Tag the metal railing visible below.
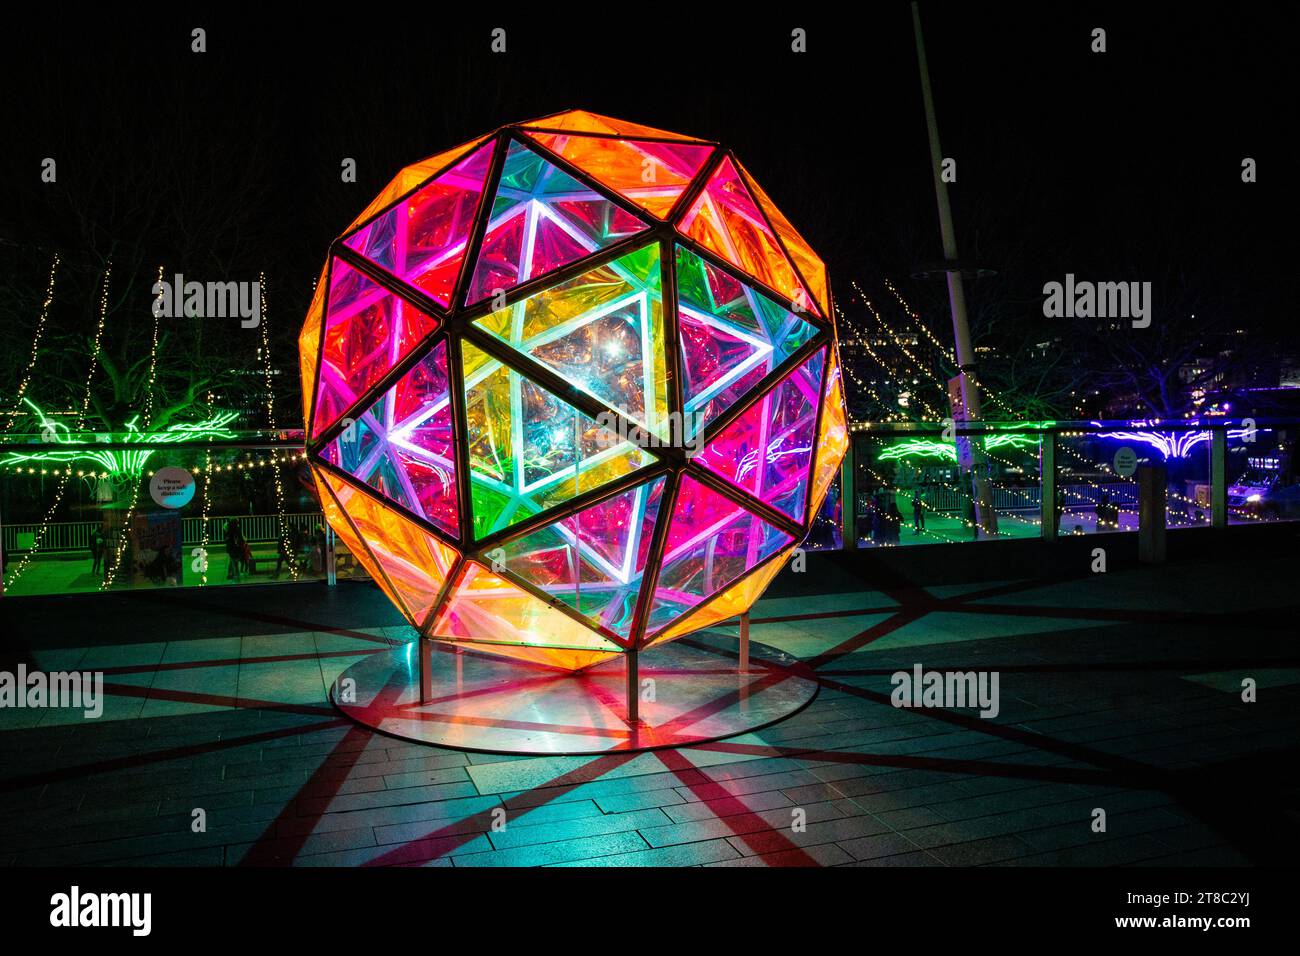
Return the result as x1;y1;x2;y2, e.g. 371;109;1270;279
2;513;323;555
2;418;1296;595
832;417;1300;548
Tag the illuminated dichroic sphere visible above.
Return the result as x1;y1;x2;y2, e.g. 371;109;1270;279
299;110;848;671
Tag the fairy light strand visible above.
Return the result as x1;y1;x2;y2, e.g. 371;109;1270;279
6;265;111;589
5;253;60;434
258;273;298;579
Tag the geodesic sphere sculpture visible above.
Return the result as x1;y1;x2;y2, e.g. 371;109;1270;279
299;110;848;670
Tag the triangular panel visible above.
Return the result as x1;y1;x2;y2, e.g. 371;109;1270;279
464;139;650;305
321;340;459;539
475;243;669;442
676;245;818;437
696;347;827;522
431;559;622;670
526;132;714;219
341;135;491;235
461;340;658;540
647;542;797;647
643;475;794;638
677;156;819;316
313;470;404;615
310;257;439;438
809;350;849;516
520;110;709;143
491;476;666;640
342;140;494;308
316;469;459;626
298;264;329;428
736;158;831;317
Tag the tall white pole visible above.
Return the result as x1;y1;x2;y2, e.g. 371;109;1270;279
911;1;998;535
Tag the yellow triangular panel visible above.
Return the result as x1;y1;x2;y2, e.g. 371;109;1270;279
430;560;622;669
314;469;409;621
646;545;797;648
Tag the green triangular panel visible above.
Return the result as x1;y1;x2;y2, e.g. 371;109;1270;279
475;243;669;442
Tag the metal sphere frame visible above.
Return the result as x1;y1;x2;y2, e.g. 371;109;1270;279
300;111;846;737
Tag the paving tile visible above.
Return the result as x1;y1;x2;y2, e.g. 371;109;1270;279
840;850;944;866
552;838;742;867
663;788;795;823
371;798;604;846
593;788;687;814
838;831;927;862
452;831;650;867
295;780;480;815
925;835;1034;866
5;557;1299;868
998;833;1174;866
488;808;673;851
709;842;853;867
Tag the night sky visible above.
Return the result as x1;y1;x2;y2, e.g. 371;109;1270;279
0;5;1291;362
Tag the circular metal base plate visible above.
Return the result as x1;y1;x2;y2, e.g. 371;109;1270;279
330;633;818;755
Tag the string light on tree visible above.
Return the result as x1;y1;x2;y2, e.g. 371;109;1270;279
257;273;298;579
5;253;59;434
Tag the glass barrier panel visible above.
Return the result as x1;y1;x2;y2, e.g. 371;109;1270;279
1;447;330;595
1226;425;1300;526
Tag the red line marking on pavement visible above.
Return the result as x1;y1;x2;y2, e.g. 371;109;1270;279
99;680;337;717
0;718;348;793
653;748;821;866
692;739;1118;785
805;608;930;670
238;665;414;866
359;751;644;867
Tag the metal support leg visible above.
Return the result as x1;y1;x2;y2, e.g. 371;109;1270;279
738;611;750;672
626;650;639;723
419;637;433;704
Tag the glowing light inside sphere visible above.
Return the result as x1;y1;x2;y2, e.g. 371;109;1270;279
299;111;847;670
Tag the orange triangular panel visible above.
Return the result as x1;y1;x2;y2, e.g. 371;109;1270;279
313;469;408;620
298;264;329;427
526;132;714;219
341;136;491;234
520;110;708;143
320;469;459;625
430;560;621;670
647;544;796;647
678;156;819;317
736;159;830;316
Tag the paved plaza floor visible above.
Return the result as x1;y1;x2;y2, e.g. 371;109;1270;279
2;541;1298;867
